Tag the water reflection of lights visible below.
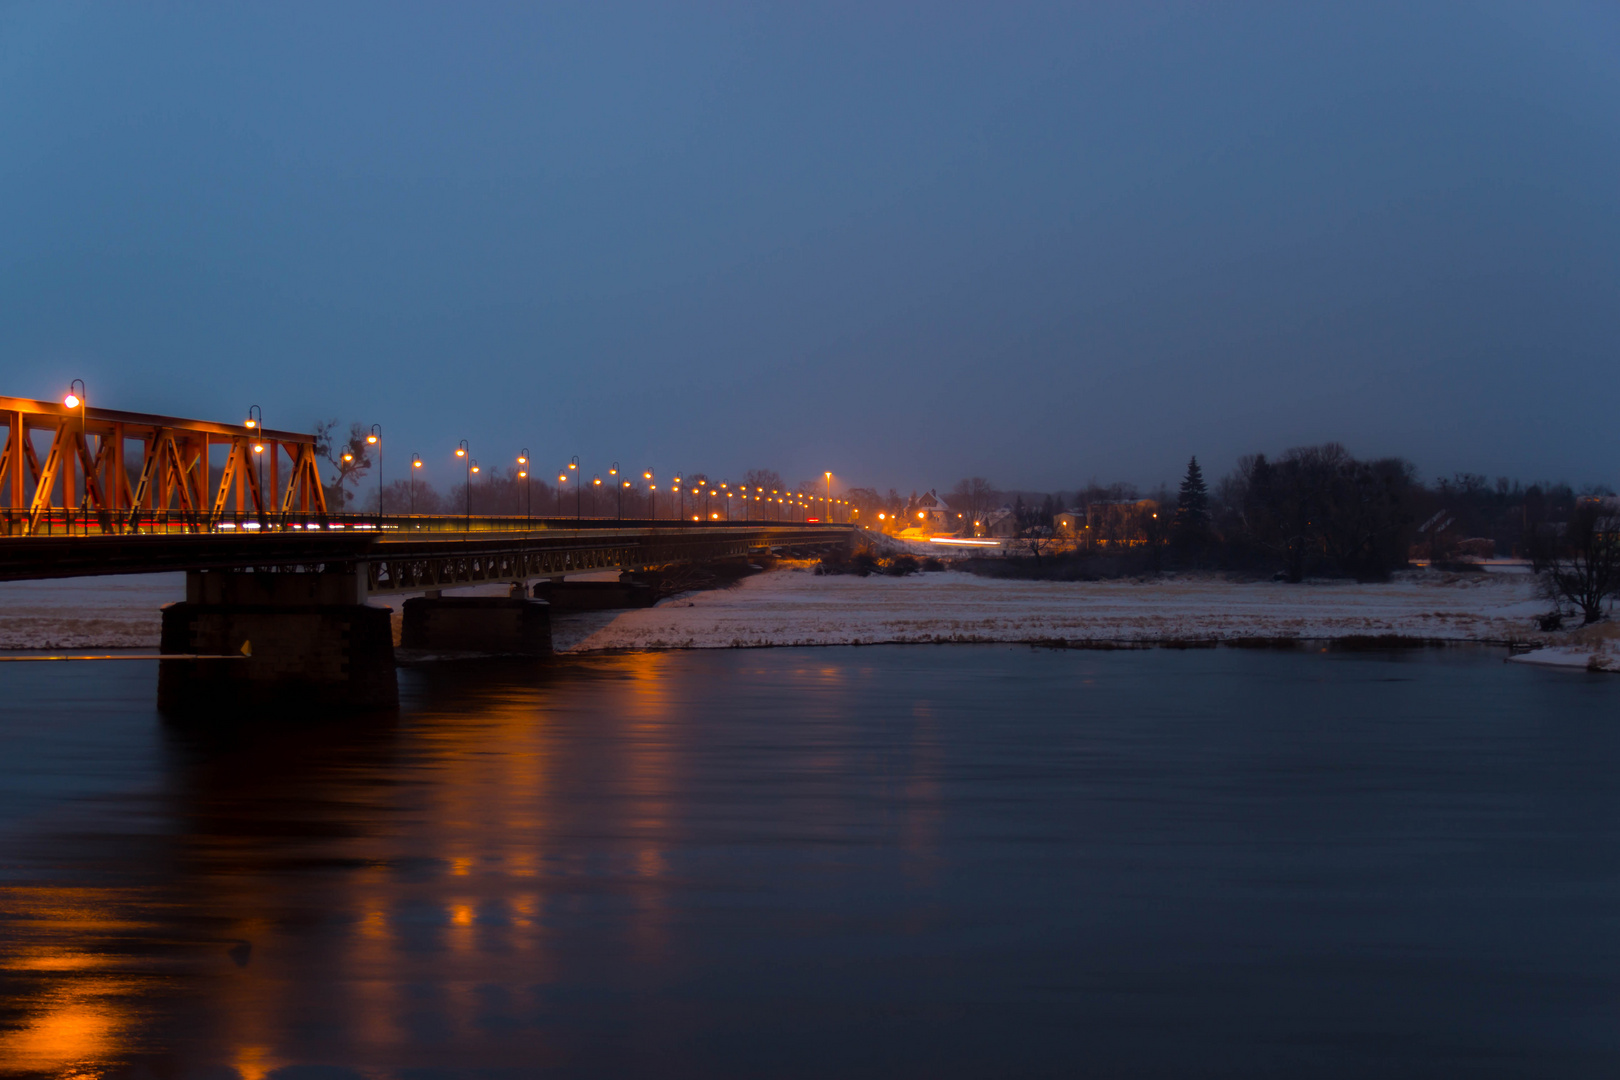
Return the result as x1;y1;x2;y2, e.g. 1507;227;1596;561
0;992;125;1076
0;887;142;1075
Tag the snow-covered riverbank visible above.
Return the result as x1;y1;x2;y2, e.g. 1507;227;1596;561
562;566;1548;651
0;565;1580;659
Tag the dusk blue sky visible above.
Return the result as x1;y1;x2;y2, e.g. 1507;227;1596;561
3;2;1617;495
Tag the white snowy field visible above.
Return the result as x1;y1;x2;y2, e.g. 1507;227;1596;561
0;573;186;648
0;565;1572;657
563;566;1550;652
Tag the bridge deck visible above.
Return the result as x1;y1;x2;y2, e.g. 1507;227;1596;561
0;516;852;593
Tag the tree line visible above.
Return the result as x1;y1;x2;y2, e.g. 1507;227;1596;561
891;445;1618;620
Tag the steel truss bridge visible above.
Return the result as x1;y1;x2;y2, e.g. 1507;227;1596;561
0;397;850;590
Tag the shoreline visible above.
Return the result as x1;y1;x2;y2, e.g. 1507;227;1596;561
1;566;1611;671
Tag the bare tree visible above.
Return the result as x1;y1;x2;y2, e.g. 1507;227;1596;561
314;420;373;509
744;469;783;491
1530;498;1620;625
947;477;998;528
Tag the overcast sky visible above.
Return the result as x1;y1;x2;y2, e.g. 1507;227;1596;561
2;2;1616;495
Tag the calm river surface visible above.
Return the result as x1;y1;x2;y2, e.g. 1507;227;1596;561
1;645;1618;1077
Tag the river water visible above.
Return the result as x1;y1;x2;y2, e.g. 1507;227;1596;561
1;645;1617;1077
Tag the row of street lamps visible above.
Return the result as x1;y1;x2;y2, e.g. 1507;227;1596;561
53;384;850;527
443;446;853;524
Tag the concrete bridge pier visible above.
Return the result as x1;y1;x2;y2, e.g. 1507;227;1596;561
532;575;654;610
399;593;552;655
158;569;397;717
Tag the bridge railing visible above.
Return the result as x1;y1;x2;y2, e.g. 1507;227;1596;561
0;508;849;538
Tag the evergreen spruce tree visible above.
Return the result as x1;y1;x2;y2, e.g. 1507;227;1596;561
1172;456;1211;548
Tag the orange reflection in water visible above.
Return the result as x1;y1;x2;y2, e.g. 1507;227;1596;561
0;886;145;1075
0;992;124;1077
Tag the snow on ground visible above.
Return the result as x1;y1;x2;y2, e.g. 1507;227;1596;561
0;566;1596;665
0;573;184;648
564;566;1549;652
1508;621;1620;672
1508;646;1619;672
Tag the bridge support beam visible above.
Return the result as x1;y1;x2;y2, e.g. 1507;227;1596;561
158;569;397;716
399;596;552;656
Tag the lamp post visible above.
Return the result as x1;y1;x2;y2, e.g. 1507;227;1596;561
557;472;567;516
366;424;381;523
644;469;654;519
569;456;579;520
340;449;355;512
410;455;423;514
673;476;682;522
592;474;601;518
243;406;264;522
64;381;86;531
456;440;471;526
825;472;832;524
609;462;620;520
517;449;530;524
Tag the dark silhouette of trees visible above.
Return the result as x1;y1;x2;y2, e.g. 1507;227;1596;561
1171;456;1211;550
1223;444;1415;581
744;469;783;491
314;420;373;509
947;477;998;529
1529;498;1620;625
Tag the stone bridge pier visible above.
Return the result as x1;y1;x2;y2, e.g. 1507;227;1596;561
158;569;397;717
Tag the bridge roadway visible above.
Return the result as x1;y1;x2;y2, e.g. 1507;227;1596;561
0;514;852;592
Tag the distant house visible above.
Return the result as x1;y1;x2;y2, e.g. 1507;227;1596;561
1054;510;1085;536
904;489;953;532
982;506;1018;537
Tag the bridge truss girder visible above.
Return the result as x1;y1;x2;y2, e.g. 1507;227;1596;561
0;397;326;536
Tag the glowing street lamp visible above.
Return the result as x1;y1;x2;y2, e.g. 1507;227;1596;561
518;448;531;523
64;380;86;526
410;454;423;514
366;424;381;521
246;405;264;518
456;440;472;525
